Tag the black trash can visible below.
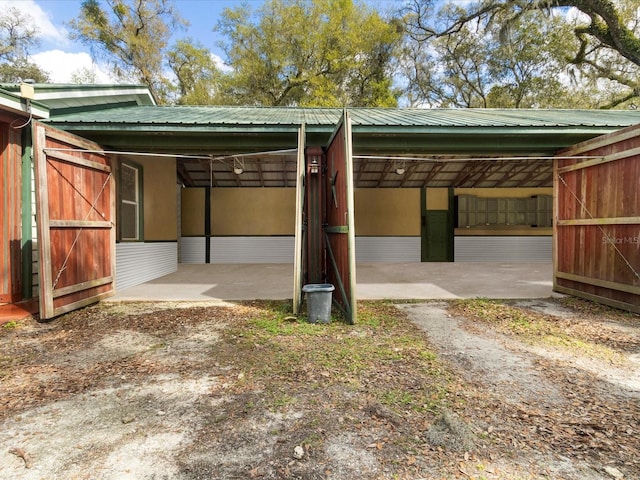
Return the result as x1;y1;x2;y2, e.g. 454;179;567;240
302;284;335;324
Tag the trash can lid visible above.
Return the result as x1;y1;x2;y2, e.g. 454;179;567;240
302;283;335;293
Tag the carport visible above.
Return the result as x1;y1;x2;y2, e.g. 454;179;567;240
10;102;638;320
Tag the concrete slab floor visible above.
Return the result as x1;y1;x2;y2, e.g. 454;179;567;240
108;262;555;302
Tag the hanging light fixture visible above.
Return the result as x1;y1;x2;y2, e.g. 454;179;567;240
233;157;244;175
394;159;405;175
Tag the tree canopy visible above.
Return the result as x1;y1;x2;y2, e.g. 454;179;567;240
401;4;600;108
167;39;221;105
69;0;186;103
403;0;640;108
64;0;640;108
215;0;403;107
0;7;49;83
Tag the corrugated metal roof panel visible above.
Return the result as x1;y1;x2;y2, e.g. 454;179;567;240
350;108;640;128
49;105;640;129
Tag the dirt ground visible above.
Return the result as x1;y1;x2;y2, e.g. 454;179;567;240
0;297;638;480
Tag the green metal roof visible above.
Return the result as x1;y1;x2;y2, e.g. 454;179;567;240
48;104;640;129
37;103;640;189
46;105;640;157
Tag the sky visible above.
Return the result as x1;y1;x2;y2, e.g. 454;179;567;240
1;0;404;84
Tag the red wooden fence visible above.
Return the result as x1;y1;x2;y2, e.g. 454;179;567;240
554;125;640;313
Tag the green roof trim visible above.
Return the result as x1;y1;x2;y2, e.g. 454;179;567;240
0;83;155;117
0;87;49;119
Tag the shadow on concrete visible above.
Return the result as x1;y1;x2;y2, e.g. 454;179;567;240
109;262;554;302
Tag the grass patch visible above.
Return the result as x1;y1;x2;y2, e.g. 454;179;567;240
558;296;639;324
250;315;327;336
266;392;297;411
380;389;415;407
216;300;452;417
450;298;625;363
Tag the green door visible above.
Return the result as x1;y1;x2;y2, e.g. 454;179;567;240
422;210;450;261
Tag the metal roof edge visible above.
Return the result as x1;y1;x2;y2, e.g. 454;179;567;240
0;83;156;106
351;124;631;134
45;122;303;133
46;120;632;136
0;88;50;119
44;105;640;134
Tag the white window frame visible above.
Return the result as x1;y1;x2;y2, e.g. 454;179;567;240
120;161;143;241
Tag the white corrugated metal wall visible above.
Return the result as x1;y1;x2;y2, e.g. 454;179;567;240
179;236;424;264
180;235;553;263
355;237;421;262
210;236;295;263
116;242;178;290
454;236;552;262
180;237;206;263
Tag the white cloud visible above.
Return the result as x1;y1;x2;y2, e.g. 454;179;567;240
0;0;69;45
564;6;591;25
31;50;116;83
211;52;232;73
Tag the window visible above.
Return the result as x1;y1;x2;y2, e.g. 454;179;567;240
119;161;143;241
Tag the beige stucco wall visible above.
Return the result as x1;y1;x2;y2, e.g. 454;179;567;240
183;187;420;237
211;188;296;235
182;186;550;239
181;188;205;236
425;188;449;210
355;188;420;236
134;156;177;241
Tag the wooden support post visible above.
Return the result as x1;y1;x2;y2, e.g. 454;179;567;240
304;147;325;284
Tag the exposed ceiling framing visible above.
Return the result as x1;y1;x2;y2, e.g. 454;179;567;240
175;152;555;189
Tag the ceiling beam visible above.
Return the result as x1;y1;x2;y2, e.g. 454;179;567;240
355;157;369;185
492;161;534;187
464;161;504;187
256;157;265;187
421;163;444;187
515;160;552;187
375;161;393;188
177;161;195;187
399;162;420;188
453;160;491;187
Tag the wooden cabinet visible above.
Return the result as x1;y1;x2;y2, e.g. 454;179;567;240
457;194;552;228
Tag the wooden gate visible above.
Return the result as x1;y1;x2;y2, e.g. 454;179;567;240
554;124;640;313
293;125;306;315
324;112;357;323
298;112;357;323
33;122;115;319
0;122;23;303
